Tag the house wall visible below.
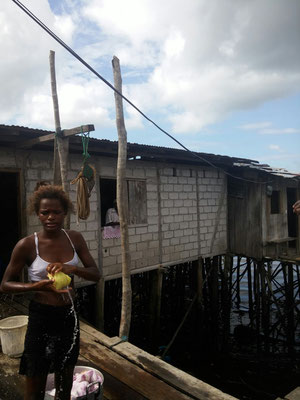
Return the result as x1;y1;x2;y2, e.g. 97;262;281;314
262;177;299;259
98;158;227;280
228;177;263;258
0;146;228;281
0;148;100;278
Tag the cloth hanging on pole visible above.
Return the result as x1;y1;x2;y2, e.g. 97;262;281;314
70;127;96;222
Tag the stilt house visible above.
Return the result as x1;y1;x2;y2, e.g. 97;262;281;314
0;124;299;301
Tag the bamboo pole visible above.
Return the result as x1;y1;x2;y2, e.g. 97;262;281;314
112;56;132;339
49;50;70;228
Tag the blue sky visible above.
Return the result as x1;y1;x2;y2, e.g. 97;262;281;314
1;0;300;172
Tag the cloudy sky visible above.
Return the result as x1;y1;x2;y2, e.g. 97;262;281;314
1;0;300;171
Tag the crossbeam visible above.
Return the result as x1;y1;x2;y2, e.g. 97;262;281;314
17;124;95;149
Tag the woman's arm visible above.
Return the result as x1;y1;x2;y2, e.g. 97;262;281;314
47;231;101;282
0;238;54;294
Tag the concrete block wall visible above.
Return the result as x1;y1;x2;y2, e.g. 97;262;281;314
100;159;227;279
0;147;227;282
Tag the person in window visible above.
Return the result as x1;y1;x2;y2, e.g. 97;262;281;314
103;200;120;239
293;200;300;216
105;200;119;226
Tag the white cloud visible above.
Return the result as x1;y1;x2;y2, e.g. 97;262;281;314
239;122;300;135
260;128;300;135
1;0;299;147
239;122;272;130
269;144;281;151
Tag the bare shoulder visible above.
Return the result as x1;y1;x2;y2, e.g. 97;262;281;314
15;235;35;252
66;230;86;247
10;234;35;264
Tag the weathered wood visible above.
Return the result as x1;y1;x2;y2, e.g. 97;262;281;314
127;180;147;224
49;50;63;187
148;268;163;351
113;341;237;400
80;320;121;348
112;55;132;339
17;125;95;149
80;329;193;400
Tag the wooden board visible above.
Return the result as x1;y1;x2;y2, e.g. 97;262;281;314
17;124;94;149
80;329;193;400
114;341;237;400
81;323;237;400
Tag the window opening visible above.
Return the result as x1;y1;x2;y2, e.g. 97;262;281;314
270;190;280;214
287;188;298;248
100;178;116;227
100;178;147;226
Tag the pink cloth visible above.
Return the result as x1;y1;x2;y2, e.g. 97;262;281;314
102;225;121;239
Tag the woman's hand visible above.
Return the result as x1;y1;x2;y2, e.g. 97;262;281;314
32;279;71;294
46;263;75;276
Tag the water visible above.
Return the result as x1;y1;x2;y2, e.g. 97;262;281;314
50;288;79;399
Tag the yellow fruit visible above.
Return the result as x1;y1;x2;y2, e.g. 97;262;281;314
48;271;71;290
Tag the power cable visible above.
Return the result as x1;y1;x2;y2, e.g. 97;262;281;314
12;0;273;184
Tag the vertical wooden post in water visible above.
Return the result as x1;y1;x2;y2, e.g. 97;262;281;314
223;254;232;351
112;56;132;339
148;268;163;352
247;257;254;325
286;263;295;357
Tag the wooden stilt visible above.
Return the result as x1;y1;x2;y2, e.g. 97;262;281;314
148;267;163;352
247;258;254;326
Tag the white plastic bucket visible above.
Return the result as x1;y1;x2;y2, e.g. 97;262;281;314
45;365;104;400
0;315;28;357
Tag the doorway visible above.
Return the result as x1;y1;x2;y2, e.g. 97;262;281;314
0;171;21;282
287;187;298;248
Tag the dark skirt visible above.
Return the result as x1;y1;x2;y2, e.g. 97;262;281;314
19;300;80;377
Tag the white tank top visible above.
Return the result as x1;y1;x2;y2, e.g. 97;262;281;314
28;229;79;282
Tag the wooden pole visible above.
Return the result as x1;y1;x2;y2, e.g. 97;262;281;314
50;50;62;186
112;56;132;339
49;50;70;228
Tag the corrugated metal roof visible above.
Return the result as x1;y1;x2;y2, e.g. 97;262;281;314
0;124;299;178
233;162;300;179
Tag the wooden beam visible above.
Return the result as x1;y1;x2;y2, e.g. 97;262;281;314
17;124;95;149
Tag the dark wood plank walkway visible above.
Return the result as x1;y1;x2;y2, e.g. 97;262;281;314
0;295;237;400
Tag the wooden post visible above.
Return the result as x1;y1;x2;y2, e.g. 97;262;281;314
49;50;70;228
112;56;132;339
222;254;232;351
49;50;62;186
148;268;163;352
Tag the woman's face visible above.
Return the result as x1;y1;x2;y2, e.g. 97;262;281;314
38;198;66;231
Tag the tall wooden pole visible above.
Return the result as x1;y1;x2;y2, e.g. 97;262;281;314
112;56;132;339
49;50;70;228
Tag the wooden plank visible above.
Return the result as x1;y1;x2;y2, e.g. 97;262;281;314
17;124;95;148
113;341;237;400
283;387;300;400
267;237;297;244
80;329;193;400
77;354;147;400
80;321;121;348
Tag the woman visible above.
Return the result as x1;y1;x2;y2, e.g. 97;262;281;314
0;184;101;400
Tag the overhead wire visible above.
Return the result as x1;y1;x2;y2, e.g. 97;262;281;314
12;0;272;184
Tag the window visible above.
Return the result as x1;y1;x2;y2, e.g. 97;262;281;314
100;178;147;226
228;178;246;199
127;180;147;225
270;190;280;214
100;179;116;227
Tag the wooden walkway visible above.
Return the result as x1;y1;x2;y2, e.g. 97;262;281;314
0;295;237;400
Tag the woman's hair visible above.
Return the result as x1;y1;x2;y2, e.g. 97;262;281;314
28;184;74;215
